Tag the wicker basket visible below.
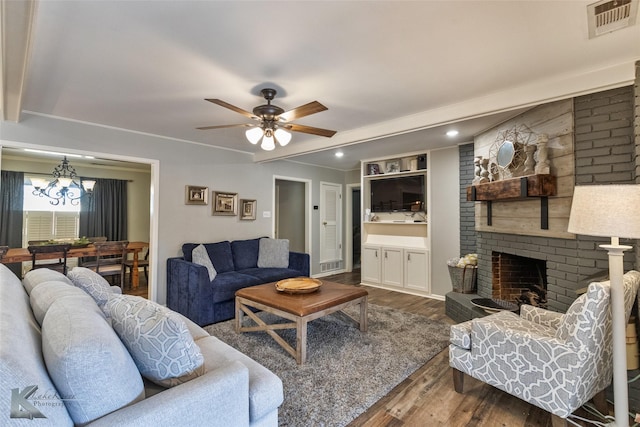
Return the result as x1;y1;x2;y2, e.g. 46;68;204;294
448;263;477;294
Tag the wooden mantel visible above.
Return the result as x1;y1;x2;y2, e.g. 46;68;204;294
466;174;557;229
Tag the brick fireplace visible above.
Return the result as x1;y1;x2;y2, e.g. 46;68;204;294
447;84;638;322
491;252;547;306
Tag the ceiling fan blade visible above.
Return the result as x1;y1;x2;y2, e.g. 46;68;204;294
196;123;252;130
205;99;256;119
285;123;336;138
278;101;327;122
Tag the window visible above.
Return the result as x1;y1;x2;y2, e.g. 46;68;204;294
22;177;80;273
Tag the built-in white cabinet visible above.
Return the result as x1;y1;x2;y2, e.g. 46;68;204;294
362;243;428;291
382;247;403;287
360;148;459;299
361;245;381;283
404;249;428;291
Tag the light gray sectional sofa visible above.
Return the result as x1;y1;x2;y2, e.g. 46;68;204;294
0;263;283;427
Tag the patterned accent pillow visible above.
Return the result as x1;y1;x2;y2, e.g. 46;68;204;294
105;294;205;387
67;267;114;307
257;238;289;268
192;244;217;281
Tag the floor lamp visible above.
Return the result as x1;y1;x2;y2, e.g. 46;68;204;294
568;184;640;427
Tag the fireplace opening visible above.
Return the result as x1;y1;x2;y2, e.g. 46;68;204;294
492;252;548;308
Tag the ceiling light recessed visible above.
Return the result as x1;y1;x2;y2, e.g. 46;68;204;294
335;151;344;158
446;130;459;137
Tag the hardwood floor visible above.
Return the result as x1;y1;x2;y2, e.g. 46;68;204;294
324;270;610;427
128;270;611;426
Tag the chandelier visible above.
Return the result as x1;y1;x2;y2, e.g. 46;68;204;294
30;156;96;206
245;123;292;151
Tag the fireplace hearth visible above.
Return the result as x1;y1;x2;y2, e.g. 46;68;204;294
492;252;547;308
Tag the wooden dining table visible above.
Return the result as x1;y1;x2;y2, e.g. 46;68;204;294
1;241;149;289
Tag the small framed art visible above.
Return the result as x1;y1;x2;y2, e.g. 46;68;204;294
212;191;238;216
185;185;208;205
367;163;381;175
385;159;401;174
239;199;257;220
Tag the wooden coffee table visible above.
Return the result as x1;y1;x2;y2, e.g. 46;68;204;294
235;280;368;365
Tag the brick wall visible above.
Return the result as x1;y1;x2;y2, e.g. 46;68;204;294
459;143;476;256
476;85;637;312
492;252;546;303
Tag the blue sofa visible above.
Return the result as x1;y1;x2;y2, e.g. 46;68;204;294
167;238;310;326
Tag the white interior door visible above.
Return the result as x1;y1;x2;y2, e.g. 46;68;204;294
320;181;342;263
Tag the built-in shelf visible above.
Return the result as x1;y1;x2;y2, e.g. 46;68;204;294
466;174;557;229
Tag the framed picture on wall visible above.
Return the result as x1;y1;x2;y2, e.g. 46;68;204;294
212;191;238;216
185;185;208;205
385;159;401;174
239;199;257;220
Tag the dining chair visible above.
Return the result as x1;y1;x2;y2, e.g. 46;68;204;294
87;240;129;288
0;246;9;261
27;243;72;275
122;246;149;289
78;236;108;267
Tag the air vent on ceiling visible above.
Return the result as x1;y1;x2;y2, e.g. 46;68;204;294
587;0;638;38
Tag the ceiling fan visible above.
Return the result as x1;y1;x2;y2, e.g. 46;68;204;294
197;88;336;151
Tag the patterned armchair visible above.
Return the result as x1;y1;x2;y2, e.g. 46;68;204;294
449;270;640;426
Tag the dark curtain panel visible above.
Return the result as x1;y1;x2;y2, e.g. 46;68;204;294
79;178;128;241
0;170;25;276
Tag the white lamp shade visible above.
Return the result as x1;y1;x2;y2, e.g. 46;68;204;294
568;184;640;239
57;177;73;188
82;180;96;191
274;128;292;146
245;127;264;144
31;178;49;189
261;135;275;151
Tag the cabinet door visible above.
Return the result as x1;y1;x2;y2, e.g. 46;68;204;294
382;247;403;287
405;249;428;291
362;246;381;283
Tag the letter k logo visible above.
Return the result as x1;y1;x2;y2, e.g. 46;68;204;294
10;385;46;419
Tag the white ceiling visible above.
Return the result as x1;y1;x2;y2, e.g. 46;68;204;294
4;0;640;171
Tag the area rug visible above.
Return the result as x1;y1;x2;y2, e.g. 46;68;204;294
205;303;450;427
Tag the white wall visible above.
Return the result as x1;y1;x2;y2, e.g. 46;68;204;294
428;146;460;297
1;113;347;304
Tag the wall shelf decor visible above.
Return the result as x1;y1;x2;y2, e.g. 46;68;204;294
466;174;557;229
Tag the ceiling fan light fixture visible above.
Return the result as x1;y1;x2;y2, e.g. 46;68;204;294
245;127;263;144
274;128;292;146
261;134;276;151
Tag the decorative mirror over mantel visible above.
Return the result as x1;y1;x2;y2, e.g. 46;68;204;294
476;124;541;183
468;98;575;239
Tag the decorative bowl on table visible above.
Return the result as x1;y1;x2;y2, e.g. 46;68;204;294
70;239;91;248
275;277;322;294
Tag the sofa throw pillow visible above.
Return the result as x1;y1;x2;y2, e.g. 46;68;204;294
30;280;91;326
105;294;205;387
257;238;290;268
192;244;217;281
42;295;144;425
22;268;73;295
67;266;114;308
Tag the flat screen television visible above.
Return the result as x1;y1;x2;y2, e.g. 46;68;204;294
370;175;425;213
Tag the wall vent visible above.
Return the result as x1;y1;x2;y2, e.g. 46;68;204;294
588;0;638;38
320;261;343;273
